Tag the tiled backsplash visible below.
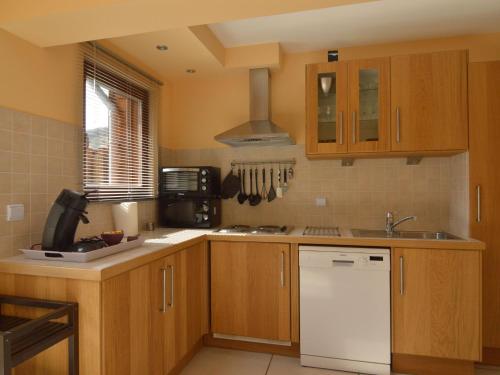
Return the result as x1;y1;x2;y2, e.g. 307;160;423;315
161;145;469;235
0;106;156;258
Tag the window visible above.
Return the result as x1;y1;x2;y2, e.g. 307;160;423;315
83;49;158;201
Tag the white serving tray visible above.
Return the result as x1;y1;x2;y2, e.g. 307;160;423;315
20;237;146;263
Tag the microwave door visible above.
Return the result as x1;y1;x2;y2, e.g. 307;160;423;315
163;200;201;226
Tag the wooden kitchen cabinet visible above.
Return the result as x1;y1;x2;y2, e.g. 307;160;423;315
390;50;468;152
348;57;390;153
306;58;390;156
306;62;348;155
469;60;500;364
102;241;209;375
211;241;291;342
392;248;481;361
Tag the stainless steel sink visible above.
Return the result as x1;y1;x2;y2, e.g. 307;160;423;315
350;229;463;240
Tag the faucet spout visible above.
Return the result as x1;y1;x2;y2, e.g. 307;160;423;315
385;212;417;235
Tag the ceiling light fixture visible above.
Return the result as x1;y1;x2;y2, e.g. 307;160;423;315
156;45;168;51
186;69;196;74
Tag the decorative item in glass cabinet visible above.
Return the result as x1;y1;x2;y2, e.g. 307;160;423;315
320;77;332;96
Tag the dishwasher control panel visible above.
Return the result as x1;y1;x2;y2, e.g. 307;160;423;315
299;245;390;271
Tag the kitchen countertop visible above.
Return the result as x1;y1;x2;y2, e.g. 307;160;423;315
0;227;485;281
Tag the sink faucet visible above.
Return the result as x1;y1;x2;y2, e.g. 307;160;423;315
385;211;417;235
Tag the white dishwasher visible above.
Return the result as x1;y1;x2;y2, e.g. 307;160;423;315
299;245;391;375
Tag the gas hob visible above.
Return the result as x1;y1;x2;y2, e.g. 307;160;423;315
216;225;292;235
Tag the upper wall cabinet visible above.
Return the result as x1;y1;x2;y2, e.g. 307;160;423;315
348;58;390;153
306;58;390;156
306;62;348;154
390;50;468;152
306;50;468;158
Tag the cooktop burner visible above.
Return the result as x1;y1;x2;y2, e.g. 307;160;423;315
216;225;292;235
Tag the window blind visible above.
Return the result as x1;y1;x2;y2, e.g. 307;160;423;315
82;43;160;202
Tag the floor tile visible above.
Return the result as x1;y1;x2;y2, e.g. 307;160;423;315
267;355;349;375
180;347;272;375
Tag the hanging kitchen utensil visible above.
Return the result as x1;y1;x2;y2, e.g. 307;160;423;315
288;166;294;179
221;166;241;199
276;167;283;198
268;168;277;202
282;166;288;193
237;168;247;204
261;168;268;200
248;168;256;205
250;167;261;206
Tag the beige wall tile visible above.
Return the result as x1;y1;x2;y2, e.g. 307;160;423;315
12;133;30;154
11;173;29;194
12;152;30;173
30;174;48;194
0;236;13;257
31;116;47;137
12;112;31;134
0;173;11;194
47;157;64;175
30;155;48;174
48;139;65;157
0;151;11;172
31;135;47;155
47;119;66;140
0;129;12;151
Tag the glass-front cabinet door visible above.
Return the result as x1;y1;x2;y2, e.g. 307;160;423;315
348;58;390;153
306;62;348;155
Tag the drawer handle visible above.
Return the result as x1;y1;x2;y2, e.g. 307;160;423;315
339;111;343;145
476;185;481;223
169;265;175;308
332;259;355;264
396;106;401;143
399;256;404;295
351;111;356;144
160;268;167;313
280;251;285;288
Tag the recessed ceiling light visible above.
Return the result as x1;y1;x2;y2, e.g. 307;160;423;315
156;45;168;51
186;69;196;74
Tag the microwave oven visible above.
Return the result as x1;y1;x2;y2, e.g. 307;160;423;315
159;167;220;197
158;196;221;228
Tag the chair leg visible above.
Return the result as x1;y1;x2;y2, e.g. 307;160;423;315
1;337;11;375
68;335;77;375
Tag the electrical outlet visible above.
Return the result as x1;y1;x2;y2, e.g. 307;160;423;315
6;204;24;221
315;197;327;207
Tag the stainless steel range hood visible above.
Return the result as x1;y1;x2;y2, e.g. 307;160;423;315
214;68;294;147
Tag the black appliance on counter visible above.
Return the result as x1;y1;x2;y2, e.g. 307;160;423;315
41;189;107;252
159;166;221;228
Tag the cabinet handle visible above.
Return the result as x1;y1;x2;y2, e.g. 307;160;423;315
169;265;175;308
351;111;356;144
160;268;167;313
396;106;401;143
339;111;343;145
476;185;481;223
399;256;404;295
280;251;285;288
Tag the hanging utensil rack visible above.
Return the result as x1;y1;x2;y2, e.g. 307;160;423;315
230;158;296;167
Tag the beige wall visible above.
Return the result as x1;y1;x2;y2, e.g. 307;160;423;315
163;32;500;150
0;29;82;125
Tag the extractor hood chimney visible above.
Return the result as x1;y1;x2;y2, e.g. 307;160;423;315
214;68;294;147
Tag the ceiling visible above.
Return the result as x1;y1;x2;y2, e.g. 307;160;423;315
108;28;226;81
0;0;371;47
209;0;500;53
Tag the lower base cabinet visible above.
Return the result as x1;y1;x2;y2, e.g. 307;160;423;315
392;248;482;362
210;241;291;342
102;241;209;375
